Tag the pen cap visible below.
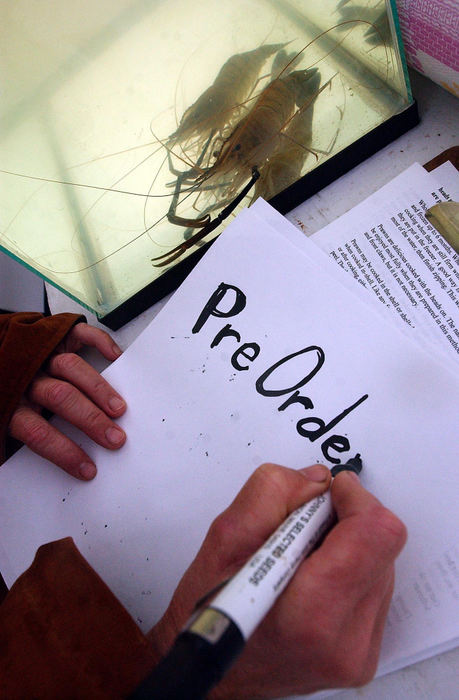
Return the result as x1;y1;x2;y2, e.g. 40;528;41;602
330;453;362;477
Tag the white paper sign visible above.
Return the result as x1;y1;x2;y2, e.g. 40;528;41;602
0;207;457;686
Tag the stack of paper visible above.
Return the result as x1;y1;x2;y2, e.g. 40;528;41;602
0;163;458;695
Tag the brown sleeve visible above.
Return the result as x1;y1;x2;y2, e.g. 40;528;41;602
0;538;159;699
0;312;84;463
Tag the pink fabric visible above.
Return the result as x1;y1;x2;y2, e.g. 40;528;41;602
396;0;459;95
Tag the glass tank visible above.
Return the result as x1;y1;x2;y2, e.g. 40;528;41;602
0;0;417;327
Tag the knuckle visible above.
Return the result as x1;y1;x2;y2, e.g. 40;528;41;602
69;322;85;339
8;404;28;428
97;328;112;343
45;380;75;408
252;462;289;494
205;508;248;573
356;663;377;687
333;656;372;688
78;323;111;344
370;504;407;549
84;406;104;430
91;376;108;396
25;420;51;449
326;555;357;585
207;510;236;552
51;352;81;374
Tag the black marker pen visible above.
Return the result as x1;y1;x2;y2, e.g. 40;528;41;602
130;454;363;700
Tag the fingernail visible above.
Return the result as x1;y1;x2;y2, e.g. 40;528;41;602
109;395;126;412
300;464;329;482
342;470;360;483
79;462;97;480
106;426;125;446
112;343;123;358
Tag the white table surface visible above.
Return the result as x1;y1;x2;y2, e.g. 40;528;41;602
46;68;459;699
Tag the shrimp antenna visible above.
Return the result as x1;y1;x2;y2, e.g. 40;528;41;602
0;168;176;199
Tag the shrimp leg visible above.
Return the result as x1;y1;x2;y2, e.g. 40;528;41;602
166;130;217;228
166;166;211;228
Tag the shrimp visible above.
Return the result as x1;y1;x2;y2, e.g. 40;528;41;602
164;66;317;228
270;48;303;80
156;17;383;259
336;2;390;48
167;43;288;151
206;68;322;193
252;70;331;201
152;67;322;266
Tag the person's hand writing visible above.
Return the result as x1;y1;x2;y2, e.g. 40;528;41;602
149;463;406;699
8;322;127;481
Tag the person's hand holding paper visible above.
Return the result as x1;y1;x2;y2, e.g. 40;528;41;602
6;320;127;480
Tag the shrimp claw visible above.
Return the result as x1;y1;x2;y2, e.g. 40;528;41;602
152;166;260;267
